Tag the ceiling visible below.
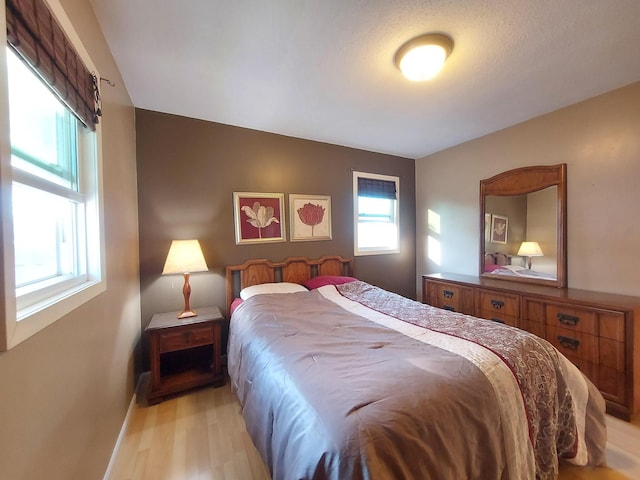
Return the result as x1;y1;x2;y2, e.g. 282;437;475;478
89;0;640;159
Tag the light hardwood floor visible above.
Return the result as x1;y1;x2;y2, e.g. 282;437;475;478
108;378;640;480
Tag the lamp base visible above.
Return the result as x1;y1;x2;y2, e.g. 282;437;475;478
178;309;197;319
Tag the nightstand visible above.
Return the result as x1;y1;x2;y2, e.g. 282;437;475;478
146;306;225;404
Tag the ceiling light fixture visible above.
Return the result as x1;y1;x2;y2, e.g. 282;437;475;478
394;33;454;81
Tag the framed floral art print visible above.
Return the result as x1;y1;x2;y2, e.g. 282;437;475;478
289;194;332;242
233;192;286;244
490;214;508;244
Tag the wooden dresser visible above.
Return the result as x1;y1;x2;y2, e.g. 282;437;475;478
422;273;640;421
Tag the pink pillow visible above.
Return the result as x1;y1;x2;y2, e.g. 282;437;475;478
229;297;243;315
484;264;503;272
303;275;358;290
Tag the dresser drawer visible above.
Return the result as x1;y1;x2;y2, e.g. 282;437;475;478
158;325;214;352
424;280;474;315
546;325;598;361
482;311;518;327
478;290;519;317
544;304;597;335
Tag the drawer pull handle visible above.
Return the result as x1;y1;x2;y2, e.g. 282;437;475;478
491;318;505;324
557;313;579;326
442;305;455;312
184;331;192;343
442;290;454;299
491;299;504;310
558;335;580;350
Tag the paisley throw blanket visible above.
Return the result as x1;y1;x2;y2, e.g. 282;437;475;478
335;281;601;479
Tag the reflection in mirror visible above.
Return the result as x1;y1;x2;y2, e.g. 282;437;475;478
484;187;557;281
480;164;567;288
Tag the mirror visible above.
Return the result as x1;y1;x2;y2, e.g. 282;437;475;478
480;164;567;288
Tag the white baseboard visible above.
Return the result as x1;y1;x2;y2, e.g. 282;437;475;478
102;376;143;480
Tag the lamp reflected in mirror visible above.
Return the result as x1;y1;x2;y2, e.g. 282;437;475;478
517;241;543;269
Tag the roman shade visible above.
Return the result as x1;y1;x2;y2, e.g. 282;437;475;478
5;0;101;130
357;177;397;199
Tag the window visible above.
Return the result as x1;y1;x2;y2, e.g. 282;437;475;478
0;0;105;350
353;171;399;256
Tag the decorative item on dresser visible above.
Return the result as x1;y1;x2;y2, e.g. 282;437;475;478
422;273;640;421
146;306;225;404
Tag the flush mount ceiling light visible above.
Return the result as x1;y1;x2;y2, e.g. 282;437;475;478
394;33;454;81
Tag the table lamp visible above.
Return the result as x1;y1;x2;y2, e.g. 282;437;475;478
517;241;543;269
162;239;209;318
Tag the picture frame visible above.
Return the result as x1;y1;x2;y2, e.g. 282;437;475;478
490;214;508;244
289;194;332;242
233;192;286;245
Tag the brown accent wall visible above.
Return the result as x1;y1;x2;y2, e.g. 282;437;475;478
416;81;640;297
0;0;140;479
135;109;416;369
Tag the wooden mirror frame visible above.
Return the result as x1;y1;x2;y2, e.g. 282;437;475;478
479;164;567;288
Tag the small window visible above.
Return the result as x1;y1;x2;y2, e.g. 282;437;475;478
353;171;399;256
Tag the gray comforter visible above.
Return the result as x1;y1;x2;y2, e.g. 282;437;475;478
227;281;606;480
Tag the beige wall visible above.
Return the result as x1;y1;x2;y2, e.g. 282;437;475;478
135;109;416;371
0;1;140;479
416;81;640;297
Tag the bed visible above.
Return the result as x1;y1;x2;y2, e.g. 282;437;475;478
226;256;607;480
484;252;557;280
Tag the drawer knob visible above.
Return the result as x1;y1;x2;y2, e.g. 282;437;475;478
491;299;504;310
557;313;579;326
558;335;580;350
184;331;192;343
442;290;454;299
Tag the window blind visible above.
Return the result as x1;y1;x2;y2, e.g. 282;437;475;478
357;177;397;199
5;0;101;130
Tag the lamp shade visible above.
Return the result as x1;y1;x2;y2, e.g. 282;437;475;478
394;33;454;81
517;241;544;257
162;239;208;275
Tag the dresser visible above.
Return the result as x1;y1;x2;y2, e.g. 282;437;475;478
422;273;640;421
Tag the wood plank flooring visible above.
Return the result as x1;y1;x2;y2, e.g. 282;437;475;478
107;377;640;480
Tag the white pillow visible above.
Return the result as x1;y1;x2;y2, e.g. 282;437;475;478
239;282;308;300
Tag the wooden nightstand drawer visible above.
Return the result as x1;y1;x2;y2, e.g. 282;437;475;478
158;325;213;352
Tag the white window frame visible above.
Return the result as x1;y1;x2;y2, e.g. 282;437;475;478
353;171;400;256
0;0;106;350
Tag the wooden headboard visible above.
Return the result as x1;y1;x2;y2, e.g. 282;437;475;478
225;255;353;315
484;252;509;266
